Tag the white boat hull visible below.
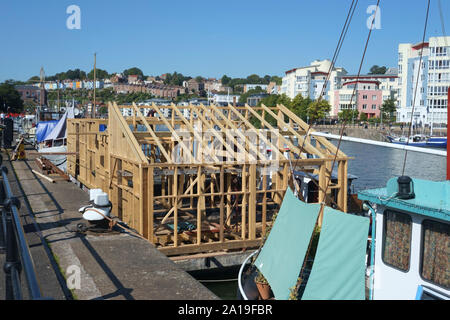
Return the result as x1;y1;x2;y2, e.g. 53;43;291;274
38;145;67;172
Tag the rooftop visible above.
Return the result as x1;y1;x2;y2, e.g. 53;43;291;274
358;177;450;222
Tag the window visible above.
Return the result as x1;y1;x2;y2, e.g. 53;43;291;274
362;104;367;110
372;95;377;100
372;104;377;110
383;210;412;271
363;95;368;100
421;220;449;289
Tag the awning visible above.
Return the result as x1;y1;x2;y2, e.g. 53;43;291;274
301;207;369;300
254;188;320;300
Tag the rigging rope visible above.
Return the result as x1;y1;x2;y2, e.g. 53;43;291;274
292;0;382;298
401;0;431;176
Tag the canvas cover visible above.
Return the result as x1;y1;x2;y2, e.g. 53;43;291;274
301;207;369;300
36;121;58;143
254;189;320;300
43;107;75;141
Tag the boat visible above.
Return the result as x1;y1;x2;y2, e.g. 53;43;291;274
237;174;449;300
386;134;447;148
36;106;74;171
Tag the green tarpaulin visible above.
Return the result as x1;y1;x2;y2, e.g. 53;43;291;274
302;207;370;300
254;189;320;300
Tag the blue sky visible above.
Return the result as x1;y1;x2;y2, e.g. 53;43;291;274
0;0;448;82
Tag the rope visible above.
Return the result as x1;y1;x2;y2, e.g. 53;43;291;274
401;0;431;176
289;0;358;198
81;207;148;241
292;0;381;298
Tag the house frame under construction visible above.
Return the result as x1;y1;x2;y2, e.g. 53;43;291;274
67;102;350;256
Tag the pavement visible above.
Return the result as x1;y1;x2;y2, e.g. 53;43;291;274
0;147;218;300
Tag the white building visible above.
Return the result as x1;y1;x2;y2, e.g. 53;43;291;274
210;93;240;106
280;59;347;114
396;36;450;126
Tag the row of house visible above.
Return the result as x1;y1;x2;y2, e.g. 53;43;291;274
280;36;450;125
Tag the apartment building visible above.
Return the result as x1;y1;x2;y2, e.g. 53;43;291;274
397;36;450;125
280;60;347;114
333;73;398;118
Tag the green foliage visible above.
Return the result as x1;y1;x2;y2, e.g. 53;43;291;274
163;72;191;86
27;76;41;84
225;74;281;93
221;75;231;86
46;69;87;81
123;67;144;77
98;106;108;114
254;271;269;285
380;98;397;122
359;112;368;121
47;87;154;106
238;88;266;104
368;116;381;124
0;82;24;112
338;109;359;122
368;65;387;75
308;99;331;122
87;68;109;80
290;94;312;121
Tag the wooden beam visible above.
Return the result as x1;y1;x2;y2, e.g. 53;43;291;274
260;104;325;158
152;104;196;163
132;103;172;163
158;239;261;256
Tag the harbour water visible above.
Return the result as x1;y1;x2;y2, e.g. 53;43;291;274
197;140;447;299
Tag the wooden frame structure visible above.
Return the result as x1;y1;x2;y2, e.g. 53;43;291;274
67;102;350;256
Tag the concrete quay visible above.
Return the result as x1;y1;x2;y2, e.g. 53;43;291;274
0;150;218;300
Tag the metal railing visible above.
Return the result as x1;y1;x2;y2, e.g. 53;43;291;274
0;159;46;300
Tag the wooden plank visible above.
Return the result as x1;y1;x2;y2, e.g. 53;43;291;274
241;164;247;240
260;104;325;158
132;103;171;163
219;166;224;243
248;164;257;240
158;239;261;256
152;104;196;163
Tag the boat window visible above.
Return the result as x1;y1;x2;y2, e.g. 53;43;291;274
382;210;412;272
53;139;65;147
420;220;449;289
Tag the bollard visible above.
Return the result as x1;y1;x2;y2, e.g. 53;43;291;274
3;197;22;300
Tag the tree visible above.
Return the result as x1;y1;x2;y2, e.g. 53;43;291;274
380;98;397;121
88;68;109;80
270;76;282;85
338;109;359;122
27;76;41;84
290;94;311;121
368;65;387;75
246;74;262;84
0;82;24;112
359;112;368;121
307;99;331;122
123;67;144;77
221;75;231;86
238;88;266;104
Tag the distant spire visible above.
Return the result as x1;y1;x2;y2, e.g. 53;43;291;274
40;67;45;88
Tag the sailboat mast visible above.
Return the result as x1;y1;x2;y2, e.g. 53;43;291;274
92;53;97;118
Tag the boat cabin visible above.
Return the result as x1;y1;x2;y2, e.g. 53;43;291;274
358;178;449;300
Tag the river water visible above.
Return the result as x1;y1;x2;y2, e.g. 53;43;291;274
197;140;447;299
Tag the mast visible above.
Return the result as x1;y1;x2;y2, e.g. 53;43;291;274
92;52;97;118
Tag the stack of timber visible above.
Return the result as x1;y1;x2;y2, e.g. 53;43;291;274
66;102;350;256
35;156;70;181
